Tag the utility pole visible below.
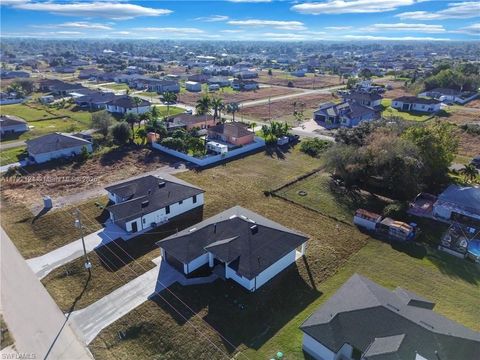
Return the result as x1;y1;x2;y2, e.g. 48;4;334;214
74;209;92;275
268;97;271;122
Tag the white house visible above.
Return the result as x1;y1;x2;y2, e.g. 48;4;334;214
185;81;202;92
0;115;29;135
158;206;308;292
105;175;204;234
419;88;478;105
300;274;480;360
106;96;151;115
433;185;480;223
391;96;441;113
25;133;93;164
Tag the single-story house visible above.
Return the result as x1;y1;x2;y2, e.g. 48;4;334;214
158;206;308;291
433;185;480;224
38;79;87;96
391;96;441;113
234;70;258;79
208;84;220;92
0;70;30;79
167;114;216;131
185;81;202;92
342;91;382;108
144;79;180;94
105;175;204;234
0;93;25;105
78;68;102;80
187;74;210;83
419;88;478;105
207;76;231;88
300;274;480;360
106;96;151;115
291;69;307;77
74;91;118;110
0;115;29;135
314;101;379;129
25;132;93;164
231;79;259;91
207;123;255;146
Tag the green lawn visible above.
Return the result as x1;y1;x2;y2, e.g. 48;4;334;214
275;171;390;223
153;105;185;118
101;83;130;91
0;145;27;166
137;91;159;98
381;99;432;122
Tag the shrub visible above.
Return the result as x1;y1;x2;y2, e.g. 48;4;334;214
383;202;407;219
110;122;131;145
300;138;331;157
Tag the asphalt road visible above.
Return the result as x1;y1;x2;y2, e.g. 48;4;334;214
0;226;93;360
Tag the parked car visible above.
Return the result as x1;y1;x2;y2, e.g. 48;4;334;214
471;155;480;169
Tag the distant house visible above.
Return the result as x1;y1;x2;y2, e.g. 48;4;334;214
187;74;210;83
185;81;202;92
300;274;480;360
0;92;25;105
0;115;29;135
0;70;30;79
207;76;231;87
391;96;441;113
106;96;151;115
433;185;480;223
419;88;478;105
105;175;204;234
207;123;255;146
167;114;216;131
26;133;92;164
234;70;258;79
343;91;382;108
158;206;308;291
78;68;102;80
75;92;118;110
291;69;307;77
38;79;87;96
314;101;379;129
208;84;220;92
231;79;259;91
143;79;180;94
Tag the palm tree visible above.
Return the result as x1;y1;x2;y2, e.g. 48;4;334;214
136;128;148;145
124;112;138;142
250;122;257;131
132;96;143;115
151;105;159;119
196;95;211;130
460;164;479;183
226;102;239;122
162;92;178;118
211;98;224;122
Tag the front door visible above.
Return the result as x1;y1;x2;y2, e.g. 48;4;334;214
131;221;138;233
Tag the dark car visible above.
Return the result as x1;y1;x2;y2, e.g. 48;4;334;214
471;155;480;169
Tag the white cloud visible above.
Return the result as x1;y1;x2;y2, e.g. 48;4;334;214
220;29;245;33
33;22;113;30
13;1;172;20
112;31;131;35
55;31;83;35
0;0;27;5
292;0;419;15
361;23;446;33
455;23;480;35
134;27;205;34
342;35;450;41
324;26;353;30
261;32;307;40
195;15;229;22
228;19;306;30
396;2;480;20
228;0;272;3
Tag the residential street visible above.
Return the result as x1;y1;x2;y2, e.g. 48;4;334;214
0;226;93;360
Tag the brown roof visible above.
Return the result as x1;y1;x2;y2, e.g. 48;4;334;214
208;123;252;138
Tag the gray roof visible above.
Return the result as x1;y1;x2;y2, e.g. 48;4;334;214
314;101;377;121
26;133;91;155
107;96;150;109
158;206;308;279
436;185;480;213
393;96;441;105
106;175;204;223
0;115;27;127
300;274;480;359
75;91;117;105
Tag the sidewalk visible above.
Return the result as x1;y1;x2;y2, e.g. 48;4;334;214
0;226;93;360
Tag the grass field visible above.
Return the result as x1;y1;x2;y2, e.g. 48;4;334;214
275;171;390;223
153;105;185;118
101;83;130;91
0;145;28;166
0;195;107;258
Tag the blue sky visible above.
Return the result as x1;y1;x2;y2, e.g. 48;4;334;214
1;1;479;41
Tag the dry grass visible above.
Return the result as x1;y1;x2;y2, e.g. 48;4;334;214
257;70;341;89
241;93;336;125
374;78;414;99
465;99;480;108
177;86;300;106
1;146;179;208
0;195;107;258
455;129;480;157
443;106;480;126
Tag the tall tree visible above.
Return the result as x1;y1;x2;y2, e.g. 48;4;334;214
162;92;178;118
226;102;239;122
211;98;224;122
91;111;114;138
124;112;138;142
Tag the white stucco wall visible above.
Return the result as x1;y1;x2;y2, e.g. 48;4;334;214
255;249;297;289
225;266;255;290
302;333;336;360
0;123;29;134
184;253;210;274
31;143;93;164
123;193;204;233
107;104;150;114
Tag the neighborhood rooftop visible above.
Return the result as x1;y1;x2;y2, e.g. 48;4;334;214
300;274;480;359
393;96;441;105
0;114;27;127
25;132;91;155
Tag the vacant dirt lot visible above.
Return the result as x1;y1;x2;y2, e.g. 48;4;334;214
444;107;480;126
456;130;480;157
1;146;181;208
257;70;341;89
241;92;336;124
374;78;414;99
177;86;300;106
465;99;480;109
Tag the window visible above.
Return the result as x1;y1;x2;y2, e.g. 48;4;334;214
142;218;146;224
179;200;183;205
193;195;197;203
166;205;170;214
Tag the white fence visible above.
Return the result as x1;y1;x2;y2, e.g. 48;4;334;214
152;137;266;167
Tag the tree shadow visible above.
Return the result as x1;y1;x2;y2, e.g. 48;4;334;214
426;248;480;285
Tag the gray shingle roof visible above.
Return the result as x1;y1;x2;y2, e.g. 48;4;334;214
0;115;27;127
26;133;91;155
107;96;150;109
393;96;441;105
437;185;480;213
158;206;308;279
300;274;480;359
106;175;204;223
